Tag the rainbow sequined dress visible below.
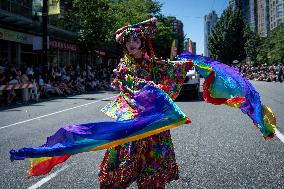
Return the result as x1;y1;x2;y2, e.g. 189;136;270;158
99;55;190;188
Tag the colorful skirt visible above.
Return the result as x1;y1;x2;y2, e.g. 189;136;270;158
99;130;179;189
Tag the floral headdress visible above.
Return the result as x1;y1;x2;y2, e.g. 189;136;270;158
115;17;157;44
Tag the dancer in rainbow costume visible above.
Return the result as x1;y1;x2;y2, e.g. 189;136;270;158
10;17;279;189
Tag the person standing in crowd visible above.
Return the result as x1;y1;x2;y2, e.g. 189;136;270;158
29;76;40;102
278;65;283;83
0;71;7;106
7;75;20;104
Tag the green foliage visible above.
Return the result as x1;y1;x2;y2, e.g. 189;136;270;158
152;20;176;59
153;15;184;59
73;0;112;48
209;7;283;66
49;1;80;32
208;7;246;65
256;24;284;65
71;0;162;50
53;0;181;58
109;0;161;29
176;34;184;55
243;25;261;64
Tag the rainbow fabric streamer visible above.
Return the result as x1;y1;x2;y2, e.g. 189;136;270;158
177;52;276;139
10;52;279;177
10;84;190;176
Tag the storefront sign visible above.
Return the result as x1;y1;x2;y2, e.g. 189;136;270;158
32;0;43;16
50;40;79;51
0;28;33;44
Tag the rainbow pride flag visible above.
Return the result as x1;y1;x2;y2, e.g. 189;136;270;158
10;84;190;176
177;52;276;139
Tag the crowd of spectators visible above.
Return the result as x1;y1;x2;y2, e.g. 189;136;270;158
234;64;284;82
1;57;283;107
0;57;117;107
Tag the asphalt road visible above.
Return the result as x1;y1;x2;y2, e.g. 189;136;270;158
0;80;283;189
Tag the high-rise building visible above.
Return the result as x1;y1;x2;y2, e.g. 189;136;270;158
165;16;184;55
269;0;284;30
229;0;257;32
166;16;184;38
191;42;196;54
228;0;283;37
229;0;239;8
204;10;218;56
249;0;258;32
257;0;270;37
230;0;249;19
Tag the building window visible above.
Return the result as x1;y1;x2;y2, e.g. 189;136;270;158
4;0;32;18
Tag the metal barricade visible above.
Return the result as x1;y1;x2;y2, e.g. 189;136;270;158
0;83;34;102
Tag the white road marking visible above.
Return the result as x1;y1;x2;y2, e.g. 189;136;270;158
0;96;115;130
27;164;70;189
275;128;284;143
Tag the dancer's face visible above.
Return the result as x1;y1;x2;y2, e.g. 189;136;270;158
125;35;142;57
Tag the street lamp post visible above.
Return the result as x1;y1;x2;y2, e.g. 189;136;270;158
42;0;48;72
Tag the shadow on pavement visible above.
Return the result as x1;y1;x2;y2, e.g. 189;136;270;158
0;90;118;111
175;92;204;102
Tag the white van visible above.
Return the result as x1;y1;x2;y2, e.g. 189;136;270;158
180;66;200;99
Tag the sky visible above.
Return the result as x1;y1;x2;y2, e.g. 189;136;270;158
158;0;229;55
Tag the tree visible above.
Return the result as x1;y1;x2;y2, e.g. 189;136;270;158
108;0;162;32
208;7;246;65
49;1;80;33
72;0;162;51
152;19;176;59
73;0;113;49
243;25;261;64
105;0;162;49
256;24;284;65
153;15;184;59
61;0;180;59
176;33;184;55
